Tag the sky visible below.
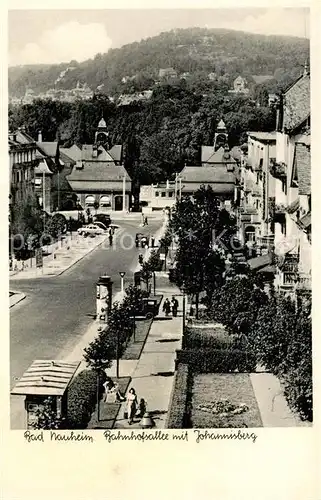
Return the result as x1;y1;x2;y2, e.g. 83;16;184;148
8;8;310;67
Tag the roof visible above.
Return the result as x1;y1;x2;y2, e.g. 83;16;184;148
295;134;310;146
202;146;237;166
60;144;82;162
287;198;300;214
108;144;122;163
11;360;80;396
217;119;226;129
283;73;310;132
37;141;59;158
14;129;36;145
295;143;311;195
80;144;122;163
252;75;274;84
34;159;53;175
67;162;132;191
179;165;237;195
300;212;311;229
98;117;107;128
248;253;273;271
247;131;276;142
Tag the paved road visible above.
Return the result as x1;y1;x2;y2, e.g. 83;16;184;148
10;218;162;395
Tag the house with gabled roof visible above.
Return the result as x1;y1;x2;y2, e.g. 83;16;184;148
66;117;131;212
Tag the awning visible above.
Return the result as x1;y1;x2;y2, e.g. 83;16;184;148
287;198;300;214
248;253;273;271
299;212;311;229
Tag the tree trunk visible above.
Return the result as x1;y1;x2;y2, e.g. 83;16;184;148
195;293;199;320
96;371;100;422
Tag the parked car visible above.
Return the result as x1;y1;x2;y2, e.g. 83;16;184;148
77;224;106;236
93;213;111;227
93;221;108;231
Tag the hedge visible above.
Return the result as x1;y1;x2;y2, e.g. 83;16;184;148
183;327;232;350
66;369;106;429
175;348;257;373
166;364;191;429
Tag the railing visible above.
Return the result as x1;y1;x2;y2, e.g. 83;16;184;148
297;273;312;290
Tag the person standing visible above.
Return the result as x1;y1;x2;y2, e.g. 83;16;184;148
127;388;138;425
171;296;179;317
163;298;171;317
108;227;113;246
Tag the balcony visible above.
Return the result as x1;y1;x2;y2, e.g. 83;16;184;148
297;273;312;291
269;160;287;180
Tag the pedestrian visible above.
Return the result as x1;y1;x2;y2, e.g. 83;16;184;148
137;398;147;419
108;227;113;246
171;296;179;317
138;254;144;265
163;298;171;317
127;388;138;425
144;216;148;226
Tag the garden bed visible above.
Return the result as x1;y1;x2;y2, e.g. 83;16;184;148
190;373;263;428
122;319;153;360
88;376;131;429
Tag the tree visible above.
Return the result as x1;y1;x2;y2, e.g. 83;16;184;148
29;397;65;430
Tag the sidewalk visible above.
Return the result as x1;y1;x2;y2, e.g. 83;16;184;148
110;286;183;429
9;232;113;280
250;371;311;427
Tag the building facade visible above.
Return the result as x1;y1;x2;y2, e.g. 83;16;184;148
66;118;132;212
140;181;176;211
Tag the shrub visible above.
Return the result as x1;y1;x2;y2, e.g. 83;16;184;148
283;361;313;422
175;348;257;373
166;364;191;429
66;369;106;429
183;327;232;350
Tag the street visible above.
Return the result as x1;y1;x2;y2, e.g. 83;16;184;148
10;218;163;427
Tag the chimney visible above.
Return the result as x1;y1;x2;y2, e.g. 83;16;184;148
38;130;42;143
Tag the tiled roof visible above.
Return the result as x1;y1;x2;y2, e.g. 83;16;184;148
179;165;237;194
283;74;310;131
67;162;131;192
202;146;237;166
201;146;215;163
60;144;82;162
37;141;59;158
300;212;311;229
108;144;122;163
295;143;311;195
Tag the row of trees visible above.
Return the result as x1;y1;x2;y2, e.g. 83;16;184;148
9;83;276;189
168;186;237;316
208;276;312;421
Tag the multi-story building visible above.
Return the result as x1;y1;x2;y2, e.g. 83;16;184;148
228;75;249;95
271;69;311;299
139;181;177;212
236;131;276;252
9;128;38;210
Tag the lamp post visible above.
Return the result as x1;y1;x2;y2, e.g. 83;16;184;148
182;288;186;335
119;271;126;297
153;271;156;296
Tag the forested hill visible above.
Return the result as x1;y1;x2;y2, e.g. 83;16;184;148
9;27;309;97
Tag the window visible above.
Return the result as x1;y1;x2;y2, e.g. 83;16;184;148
161;191;166;197
85;195;95;207
34;178;42;186
168;191;173;198
100;195;111;207
155;191;159;197
25;170;28;181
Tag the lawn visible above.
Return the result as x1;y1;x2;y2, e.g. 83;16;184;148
88;376;131;429
190;373;263;428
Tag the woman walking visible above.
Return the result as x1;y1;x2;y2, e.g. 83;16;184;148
163;298;171;317
126;388;138;425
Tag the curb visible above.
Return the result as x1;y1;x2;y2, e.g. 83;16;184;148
10;235;109;280
10;292;26;308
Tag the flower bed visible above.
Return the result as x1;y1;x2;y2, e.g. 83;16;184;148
190;373;263;428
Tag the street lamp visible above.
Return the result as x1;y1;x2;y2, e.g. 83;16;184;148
119;271;126;296
182;288;186;335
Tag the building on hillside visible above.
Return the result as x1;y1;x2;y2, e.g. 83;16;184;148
228;75;249;95
66;117;131;212
271;69;311;300
236;131;276;252
268;93;278;107
9;128;38;212
139;180;177;212
158;68;178;79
